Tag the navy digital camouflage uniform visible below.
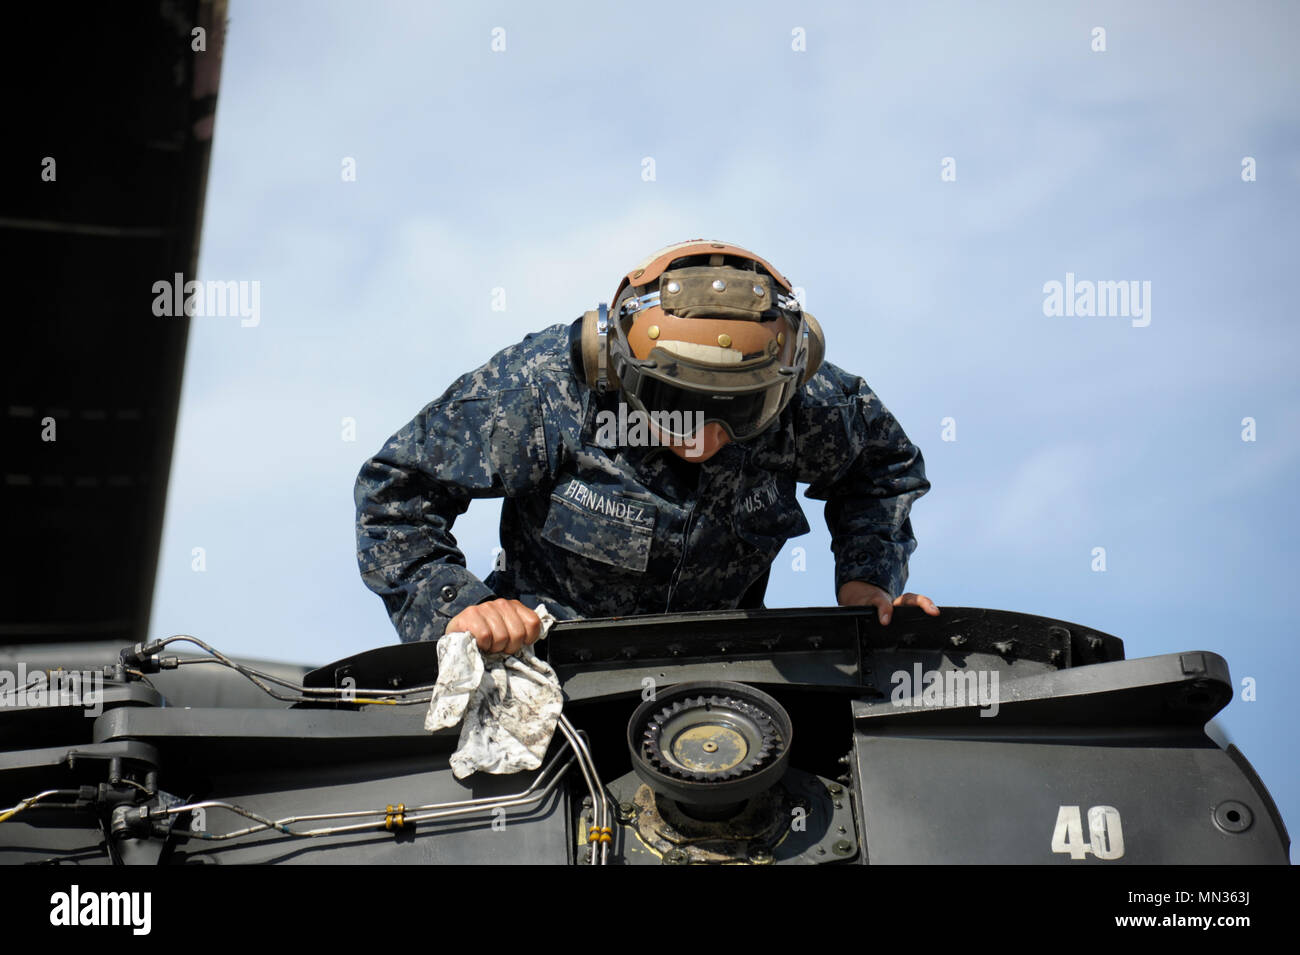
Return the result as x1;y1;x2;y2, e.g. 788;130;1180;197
354;319;930;642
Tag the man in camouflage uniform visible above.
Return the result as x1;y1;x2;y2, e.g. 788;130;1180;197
355;241;938;653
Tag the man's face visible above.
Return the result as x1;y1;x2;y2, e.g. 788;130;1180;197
654;421;731;463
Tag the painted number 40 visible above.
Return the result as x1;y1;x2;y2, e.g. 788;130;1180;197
1051;805;1124;860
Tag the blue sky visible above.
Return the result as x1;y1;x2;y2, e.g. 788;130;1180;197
151;0;1299;859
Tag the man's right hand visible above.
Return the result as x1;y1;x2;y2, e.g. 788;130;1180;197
446;598;542;655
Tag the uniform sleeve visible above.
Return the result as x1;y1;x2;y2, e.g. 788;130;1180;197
354;376;554;643
796;362;931;601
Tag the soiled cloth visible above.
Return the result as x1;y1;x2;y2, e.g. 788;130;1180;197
424;603;564;778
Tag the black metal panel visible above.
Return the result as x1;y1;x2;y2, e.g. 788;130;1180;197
0;643;314;710
849;653;1288;863
854;651;1233;729
92;705;450;770
301;606;1126;704
0;683;163;750
0;1;226;646
851;735;1287;864
0;746;571;865
0;608;1284;865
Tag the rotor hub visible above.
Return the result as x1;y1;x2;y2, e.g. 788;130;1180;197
628;681;792;809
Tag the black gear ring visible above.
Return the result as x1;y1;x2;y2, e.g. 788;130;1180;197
640;694;782;782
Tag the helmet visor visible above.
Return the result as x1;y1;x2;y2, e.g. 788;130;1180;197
623;368;792;441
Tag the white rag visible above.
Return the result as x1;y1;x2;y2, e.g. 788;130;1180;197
423;603;564;779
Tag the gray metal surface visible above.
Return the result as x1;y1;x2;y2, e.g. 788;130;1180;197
0;607;1287;865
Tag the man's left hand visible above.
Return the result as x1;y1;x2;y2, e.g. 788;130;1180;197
837;580;940;626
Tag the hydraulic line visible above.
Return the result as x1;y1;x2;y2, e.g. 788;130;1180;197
558;715;612;864
10;634;618;864
152;743;577;841
0;789;78;824
139;635;435;705
140;636;617;861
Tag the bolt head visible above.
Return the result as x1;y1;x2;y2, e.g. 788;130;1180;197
1213;800;1253;833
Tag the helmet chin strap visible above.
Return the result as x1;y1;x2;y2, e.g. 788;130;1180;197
594;303;610;394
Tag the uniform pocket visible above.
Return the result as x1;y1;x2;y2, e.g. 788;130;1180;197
732;477;811;559
540;482;656;573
